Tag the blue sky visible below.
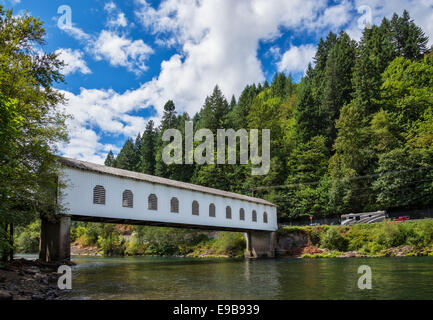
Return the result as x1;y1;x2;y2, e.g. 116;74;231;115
2;0;433;163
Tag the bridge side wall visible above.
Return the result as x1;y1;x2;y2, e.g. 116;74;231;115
245;231;277;258
60;168;277;232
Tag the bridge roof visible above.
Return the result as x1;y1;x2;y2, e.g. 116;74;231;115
60;157;276;207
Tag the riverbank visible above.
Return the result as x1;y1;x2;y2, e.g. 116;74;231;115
0;259;74;300
277;219;433;259
70;239;241;259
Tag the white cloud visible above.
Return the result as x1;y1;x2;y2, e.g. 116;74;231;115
104;1;116;13
59;4;150;75
58;87;159;163
108;12;128;28
306;0;354;31
56;48;91;75
104;1;128;28
132;0;331;116
63;25;92;42
277;44;317;74
91;30;153;73
2;0;21;5
62;28;152;75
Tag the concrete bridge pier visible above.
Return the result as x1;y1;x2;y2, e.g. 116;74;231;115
245;231;277;259
39;215;71;263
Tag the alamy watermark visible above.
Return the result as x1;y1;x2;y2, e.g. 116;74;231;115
162;122;270;176
357;5;373;30
57;5;72;30
57;265;72;290
357;265;372;290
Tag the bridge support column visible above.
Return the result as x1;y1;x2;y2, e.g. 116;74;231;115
39;216;71;263
245;231;277;259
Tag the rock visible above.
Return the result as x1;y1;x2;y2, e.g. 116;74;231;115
24;268;39;275
19;290;35;296
0;290;12;300
13;295;31;300
32;294;44;300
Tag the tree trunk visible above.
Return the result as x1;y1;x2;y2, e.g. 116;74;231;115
1;223;7;263
9;223;14;261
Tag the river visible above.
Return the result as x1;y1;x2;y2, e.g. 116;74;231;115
61;255;433;300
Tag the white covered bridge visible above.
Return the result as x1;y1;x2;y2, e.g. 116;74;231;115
39;158;278;262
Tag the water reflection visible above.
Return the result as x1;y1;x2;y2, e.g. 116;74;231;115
65;256;433;300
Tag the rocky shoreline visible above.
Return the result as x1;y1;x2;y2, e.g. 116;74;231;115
71;242;102;256
0;258;75;300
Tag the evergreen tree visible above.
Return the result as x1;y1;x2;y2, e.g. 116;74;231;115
161;100;177;129
139;120;157;175
295;63;326;144
229;95;237;111
104;151;116;167
391;10;429;60
115;139;138;171
230;84;257;129
320;31;357;145
198;85;230;131
155;100;179;178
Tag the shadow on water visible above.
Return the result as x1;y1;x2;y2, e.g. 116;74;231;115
64;256;433;300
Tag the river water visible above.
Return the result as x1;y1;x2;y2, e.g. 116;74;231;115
63;255;433;300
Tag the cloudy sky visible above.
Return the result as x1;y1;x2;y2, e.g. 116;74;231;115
3;0;433;163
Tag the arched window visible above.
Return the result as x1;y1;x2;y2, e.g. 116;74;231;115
226;206;232;219
252;210;257;222
93;185;106;205
148;194;158;211
192;201;199;216
122;190;133;208
263;212;268;223
171;197;179;213
239;208;245;221
209;203;216;217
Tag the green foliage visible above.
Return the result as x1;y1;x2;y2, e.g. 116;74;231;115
139;120;158;175
301;251;344;259
320;227;349;251
213;232;245;256
15;219;41;253
115;139;138;171
97;233;125;256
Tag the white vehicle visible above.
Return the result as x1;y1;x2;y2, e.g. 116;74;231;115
341;211;388;225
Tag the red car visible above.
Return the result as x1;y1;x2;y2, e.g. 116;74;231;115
394;216;411;222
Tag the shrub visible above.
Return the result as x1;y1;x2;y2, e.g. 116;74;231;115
320;227;348;251
15;219;41;253
309;226;327;246
125;233;148;256
97;234;125;256
74;223;100;246
214;232;246;257
347;224;375;251
376;220;406;247
359;241;385;255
